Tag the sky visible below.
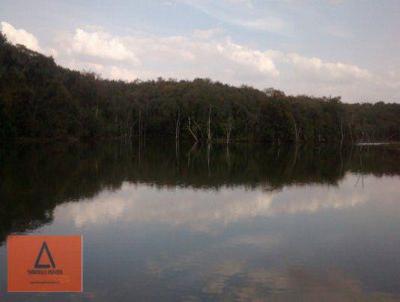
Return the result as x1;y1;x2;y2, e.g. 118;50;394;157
0;0;399;102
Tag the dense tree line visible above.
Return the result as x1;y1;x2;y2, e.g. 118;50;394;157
0;32;399;143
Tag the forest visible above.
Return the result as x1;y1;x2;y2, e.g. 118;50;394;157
0;32;399;144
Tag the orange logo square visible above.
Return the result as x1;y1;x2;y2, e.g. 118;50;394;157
7;235;83;292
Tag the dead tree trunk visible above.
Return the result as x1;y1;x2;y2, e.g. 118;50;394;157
207;105;212;142
226;143;231;168
188;117;199;143
207;142;211;176
193;119;203;139
225;118;232;145
292;116;299;144
138;109;142;140
348;122;353;143
175;108;180;143
175;108;180;162
340;118;344;147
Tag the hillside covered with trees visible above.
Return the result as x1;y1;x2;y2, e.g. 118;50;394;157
0;32;399;144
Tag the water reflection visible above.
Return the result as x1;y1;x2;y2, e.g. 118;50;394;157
55;174;398;233
0;142;399;301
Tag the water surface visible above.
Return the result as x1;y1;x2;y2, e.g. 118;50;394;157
0;142;400;301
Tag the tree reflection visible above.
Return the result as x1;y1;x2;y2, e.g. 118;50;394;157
0;142;399;244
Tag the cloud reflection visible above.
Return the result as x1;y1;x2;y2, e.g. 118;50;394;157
201;265;400;301
56;174;400;233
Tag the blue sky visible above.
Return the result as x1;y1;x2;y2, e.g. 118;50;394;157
1;0;399;102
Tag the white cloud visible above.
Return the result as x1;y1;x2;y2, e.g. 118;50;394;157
109;66;138;81
232;17;286;32
216;39;279;76
70;28;139;63
285;53;372;80
58;27;375;94
1;21;41;52
59;28;281;82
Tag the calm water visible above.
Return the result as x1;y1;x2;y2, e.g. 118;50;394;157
0;142;400;301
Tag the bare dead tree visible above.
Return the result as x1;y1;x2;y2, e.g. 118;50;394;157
339;118;344;147
207;142;211;176
193;119;204;139
138;109;142;140
175;108;180;163
226;143;231;168
292;116;300;144
175;108;180;143
207;105;212;142
223;117;233;145
347;122;353;143
187;117;199;143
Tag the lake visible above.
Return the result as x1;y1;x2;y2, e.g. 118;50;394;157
0;142;400;301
